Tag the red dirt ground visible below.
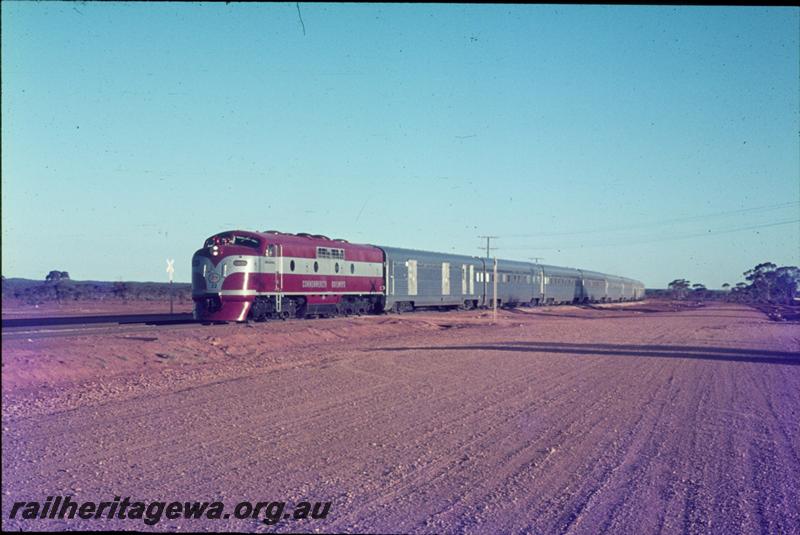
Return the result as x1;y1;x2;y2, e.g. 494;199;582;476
2;301;799;533
1;299;192;318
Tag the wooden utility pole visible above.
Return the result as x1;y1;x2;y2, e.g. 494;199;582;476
478;236;498;258
166;259;175;314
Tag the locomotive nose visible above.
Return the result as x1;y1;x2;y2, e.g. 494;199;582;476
192;252;224;293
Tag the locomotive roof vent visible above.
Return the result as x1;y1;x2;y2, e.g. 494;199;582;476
296;232;313;238
310;234;330;240
333;238;349;243
263;230;283;234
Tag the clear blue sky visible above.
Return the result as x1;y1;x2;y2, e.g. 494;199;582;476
2;3;798;288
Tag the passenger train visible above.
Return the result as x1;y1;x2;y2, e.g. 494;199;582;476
191;230;645;322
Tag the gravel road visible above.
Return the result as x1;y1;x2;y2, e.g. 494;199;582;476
2;302;798;533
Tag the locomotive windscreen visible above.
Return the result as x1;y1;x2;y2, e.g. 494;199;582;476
204;234;261;249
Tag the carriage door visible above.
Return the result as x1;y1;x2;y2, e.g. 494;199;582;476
407;260;418;296
388;260;394;296
442;262;450;295
538;266;545;301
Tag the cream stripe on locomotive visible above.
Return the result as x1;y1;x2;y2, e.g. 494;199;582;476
278;256;383;278
219;290;380;296
193;255;382;277
193;254;383;295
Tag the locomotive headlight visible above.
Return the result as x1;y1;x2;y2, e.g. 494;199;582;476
211;245;220;256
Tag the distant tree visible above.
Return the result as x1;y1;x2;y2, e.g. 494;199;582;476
744;262;777;302
668;279;691;300
771;266;800;304
730;282;749;301
691;283;708;300
46;270;64;282
112;281;128;301
721;282;730;291
60;271;70;280
726;262;800;304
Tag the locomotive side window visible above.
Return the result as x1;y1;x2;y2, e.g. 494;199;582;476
317;247;344;260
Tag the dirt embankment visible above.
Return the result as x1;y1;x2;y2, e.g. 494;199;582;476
2;301;799;533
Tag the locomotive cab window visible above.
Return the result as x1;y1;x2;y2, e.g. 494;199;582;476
204;234;261;249
234;236;261;248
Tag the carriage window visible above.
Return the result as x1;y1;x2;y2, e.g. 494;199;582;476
335;263;340;273
314;261;319;273
290;260;295;272
350;263;355;274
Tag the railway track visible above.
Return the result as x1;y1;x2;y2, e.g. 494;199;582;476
1;313;198;339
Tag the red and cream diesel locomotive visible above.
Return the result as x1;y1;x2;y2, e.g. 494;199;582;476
192;230;385;322
192;229;646;322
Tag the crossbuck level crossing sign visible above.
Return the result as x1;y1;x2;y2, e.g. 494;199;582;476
166;259;175;282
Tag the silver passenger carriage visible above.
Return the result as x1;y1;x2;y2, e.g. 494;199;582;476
377;245;644;312
380;246;485;312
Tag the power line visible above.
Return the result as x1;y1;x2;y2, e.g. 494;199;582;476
504;201;800;239
500;218;800;251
